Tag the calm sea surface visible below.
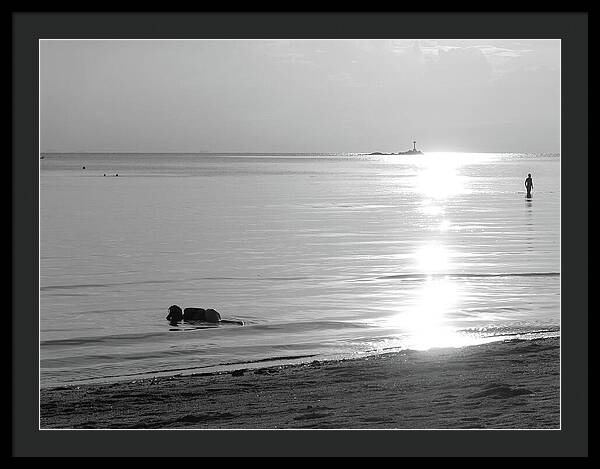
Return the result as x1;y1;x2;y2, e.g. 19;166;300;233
40;153;560;388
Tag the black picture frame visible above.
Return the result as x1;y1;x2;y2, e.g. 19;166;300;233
13;11;587;457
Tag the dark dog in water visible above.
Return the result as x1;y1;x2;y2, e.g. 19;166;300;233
183;307;221;323
166;305;183;325
167;305;243;325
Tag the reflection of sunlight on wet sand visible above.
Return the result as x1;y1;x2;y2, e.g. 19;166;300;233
407;327;486;351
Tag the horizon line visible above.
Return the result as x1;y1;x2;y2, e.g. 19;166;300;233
39;150;561;155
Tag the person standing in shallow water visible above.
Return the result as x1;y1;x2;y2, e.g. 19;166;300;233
525;173;534;198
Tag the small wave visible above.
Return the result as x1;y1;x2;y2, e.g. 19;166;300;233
41;331;172;347
188;276;312;281
40;276;313;292
40;320;365;348
242;320;368;333
70;307;134;315
458;325;560;336
41;279;176;291
377;272;560;281
49;353;320;384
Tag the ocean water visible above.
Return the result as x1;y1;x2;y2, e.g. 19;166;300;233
40;153;560;388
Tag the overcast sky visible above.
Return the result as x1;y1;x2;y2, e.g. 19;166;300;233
40;39;560;153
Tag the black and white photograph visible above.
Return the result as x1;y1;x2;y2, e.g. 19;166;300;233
35;36;565;431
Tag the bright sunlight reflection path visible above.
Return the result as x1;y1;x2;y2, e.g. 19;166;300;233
386;152;491;350
413;152;470;199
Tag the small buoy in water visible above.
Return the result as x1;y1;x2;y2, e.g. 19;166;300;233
103;174;106;177
115;174;119;177
82;166;86;169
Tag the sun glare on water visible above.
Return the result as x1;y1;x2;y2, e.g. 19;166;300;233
414;243;452;273
405;279;468;350
380;153;497;351
385;277;475;351
385;244;476;351
414;152;472;200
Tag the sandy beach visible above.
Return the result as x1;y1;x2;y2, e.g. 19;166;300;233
40;337;559;429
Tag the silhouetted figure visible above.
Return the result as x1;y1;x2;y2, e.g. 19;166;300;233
166;305;183;325
525;173;533;198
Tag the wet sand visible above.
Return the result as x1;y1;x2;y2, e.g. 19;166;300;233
40;337;559;429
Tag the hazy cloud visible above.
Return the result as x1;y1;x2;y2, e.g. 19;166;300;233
40;39;560;153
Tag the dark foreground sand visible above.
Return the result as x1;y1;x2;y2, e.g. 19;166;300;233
40;337;559;429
